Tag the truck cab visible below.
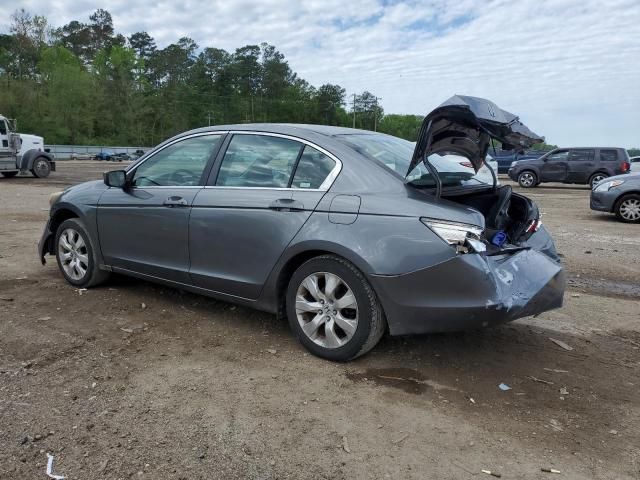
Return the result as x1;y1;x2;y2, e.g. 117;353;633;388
0;115;55;178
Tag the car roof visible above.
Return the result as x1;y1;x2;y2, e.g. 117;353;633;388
178;123;389;138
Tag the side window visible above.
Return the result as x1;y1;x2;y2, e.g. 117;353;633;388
569;150;594;162
291;146;336;189
132;135;222;187
216;134;302;187
600;149;618;162
0;121;7;135
546;150;569;162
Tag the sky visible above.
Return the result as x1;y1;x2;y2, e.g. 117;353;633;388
2;0;640;147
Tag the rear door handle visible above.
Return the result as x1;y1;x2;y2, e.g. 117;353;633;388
269;198;304;212
163;196;188;207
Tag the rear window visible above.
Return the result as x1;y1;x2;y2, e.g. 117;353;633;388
569;150;594;162
600;150;619;162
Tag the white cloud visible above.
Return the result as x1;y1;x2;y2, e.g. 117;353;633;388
1;0;639;146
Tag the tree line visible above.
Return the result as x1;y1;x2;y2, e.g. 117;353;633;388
0;9;423;147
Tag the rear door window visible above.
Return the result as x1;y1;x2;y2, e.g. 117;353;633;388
569;150;594;162
290;146;336;189
215;134;303;188
599;149;618;161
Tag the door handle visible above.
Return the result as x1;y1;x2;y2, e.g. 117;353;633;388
163;196;188;207
269;198;304;212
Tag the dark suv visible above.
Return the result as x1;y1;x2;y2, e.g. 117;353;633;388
508;148;631;188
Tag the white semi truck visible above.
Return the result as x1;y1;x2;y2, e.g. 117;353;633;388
0;115;55;178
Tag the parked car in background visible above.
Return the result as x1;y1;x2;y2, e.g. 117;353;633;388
111;153;131;162
508;147;631;188
630;156;640;172
492;150;544;173
94;151;115;161
590;173;640;223
456;154;500;185
38;95;564;361
70;153;93;160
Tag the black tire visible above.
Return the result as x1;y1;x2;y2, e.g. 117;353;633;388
286;254;386;362
518;170;537;188
1;171;18;178
614;194;640;223
54;218;110;288
31;157;51;178
589;172;608;189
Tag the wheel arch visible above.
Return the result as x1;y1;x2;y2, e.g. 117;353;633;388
18;149;54;171
258;242;376;319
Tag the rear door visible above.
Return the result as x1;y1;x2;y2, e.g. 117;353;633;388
540;149;569;182
566;149;595;183
98;133;224;283
189;132;339;299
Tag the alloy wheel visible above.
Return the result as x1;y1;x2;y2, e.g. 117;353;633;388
58;228;89;281
519;172;535;187
591;174;607;187
295;272;358;349
619;198;640;221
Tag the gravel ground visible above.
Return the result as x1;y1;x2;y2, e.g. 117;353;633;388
1;162;639;479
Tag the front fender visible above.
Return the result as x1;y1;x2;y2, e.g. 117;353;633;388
19;150;55;171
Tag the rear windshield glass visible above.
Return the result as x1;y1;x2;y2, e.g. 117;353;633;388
335;133;492;188
600;149;618;161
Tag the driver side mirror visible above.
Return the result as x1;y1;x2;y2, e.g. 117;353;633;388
104;170;127;188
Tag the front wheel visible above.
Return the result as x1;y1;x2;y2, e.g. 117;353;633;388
55;218;110;287
518;170;537;188
286;255;386;362
31;157;51;178
615;194;640;223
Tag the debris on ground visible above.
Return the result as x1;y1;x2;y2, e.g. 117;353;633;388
559;387;569;395
498;383;511;391
548;419;563;432
541;467;561;474
342;436;351;453
528;375;554;385
609;429;618;435
120;324;145;334
469;397;476;404
549;338;574;351
266;349;277;355
141;302;147;309
77;288;87;295
481;468;502;477
392;433;410;445
0;296;14;301
544;368;569;373
46;453;65;479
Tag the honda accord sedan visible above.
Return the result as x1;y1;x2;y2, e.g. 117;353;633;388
39;95;565;361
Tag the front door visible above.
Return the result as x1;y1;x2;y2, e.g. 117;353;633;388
97;133;224;283
540;149;569;182
189;133;338;299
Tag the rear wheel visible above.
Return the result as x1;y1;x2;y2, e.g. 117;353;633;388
31;157;51;178
518;170;537;188
286;255;386;362
615;194;640;223
589;172;608;188
1;171;18;178
55;218;110;287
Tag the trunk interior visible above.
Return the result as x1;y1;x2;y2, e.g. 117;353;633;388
443;185;539;251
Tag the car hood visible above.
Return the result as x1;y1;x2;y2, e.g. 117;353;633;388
409;95;544;175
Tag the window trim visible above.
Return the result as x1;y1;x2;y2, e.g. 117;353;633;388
205;131;342;192
125;131;228;189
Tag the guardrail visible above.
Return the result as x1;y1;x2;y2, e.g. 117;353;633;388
45;145;151;160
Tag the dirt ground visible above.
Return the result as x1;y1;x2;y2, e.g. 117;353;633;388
1;162;639;480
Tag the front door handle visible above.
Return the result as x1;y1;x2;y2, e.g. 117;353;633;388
269;198;304;212
163;196;188;207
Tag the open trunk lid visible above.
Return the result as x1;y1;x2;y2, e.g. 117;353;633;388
409;95;544;175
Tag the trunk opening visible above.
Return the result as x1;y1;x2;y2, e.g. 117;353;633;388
443;185;539;251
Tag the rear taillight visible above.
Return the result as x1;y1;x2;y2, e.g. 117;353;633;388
621;162;630;172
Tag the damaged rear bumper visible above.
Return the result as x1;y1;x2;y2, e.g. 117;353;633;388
370;248;565;336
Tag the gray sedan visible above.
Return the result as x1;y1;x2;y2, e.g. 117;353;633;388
38;95;565;361
590;173;640;222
